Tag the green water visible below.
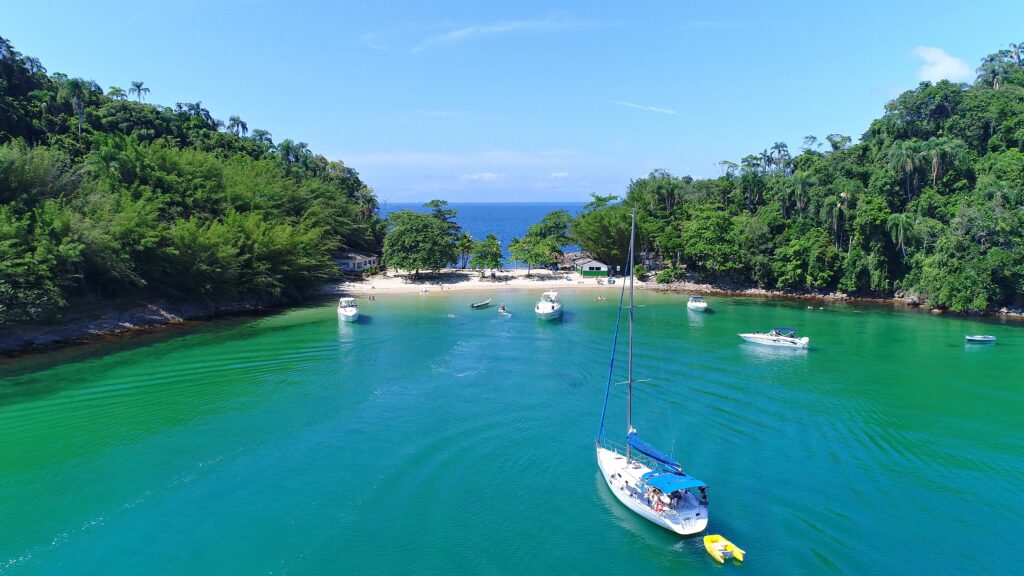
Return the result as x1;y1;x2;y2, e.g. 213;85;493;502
1;292;1021;575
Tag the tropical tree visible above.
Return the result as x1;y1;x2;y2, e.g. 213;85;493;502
107;86;127;100
826;134;851;151
57;77;90;136
886;212;918;257
382;210;456;278
470;233;503;276
918;137;965;187
887;140;922;205
508;235;558;276
129;80;150;102
226;115;248;137
975;55;1007;90
456;231;474;269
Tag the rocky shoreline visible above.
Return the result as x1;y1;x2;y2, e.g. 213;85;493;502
0;298;284;357
643;278;1024;319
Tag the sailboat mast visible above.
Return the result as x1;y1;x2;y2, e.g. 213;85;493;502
626;209;636;455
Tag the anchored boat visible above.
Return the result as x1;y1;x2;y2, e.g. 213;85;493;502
337;297;359;322
738;327;809;348
596;210;709;535
687;295;709;312
535;291;563;320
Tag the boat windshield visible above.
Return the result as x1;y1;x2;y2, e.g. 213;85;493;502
771;327;797;336
690;296;705;302
339;298;357;307
540;292;559;302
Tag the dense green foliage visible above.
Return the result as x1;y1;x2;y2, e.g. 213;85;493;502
0;36;382;324
469;233;504;275
382;208;457;277
568;44;1024;312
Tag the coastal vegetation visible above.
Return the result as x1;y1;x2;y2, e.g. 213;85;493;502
568;44;1024;312
0;35;382;325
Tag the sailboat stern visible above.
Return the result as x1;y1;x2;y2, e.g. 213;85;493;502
596;444;709;535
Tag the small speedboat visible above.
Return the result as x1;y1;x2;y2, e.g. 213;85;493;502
703;534;745;563
686;295;708;312
535;291;563;320
337;297;359;322
470;298;493;309
738;328;809;348
965;335;996;344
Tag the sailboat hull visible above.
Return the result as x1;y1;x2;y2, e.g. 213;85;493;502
596;446;708;535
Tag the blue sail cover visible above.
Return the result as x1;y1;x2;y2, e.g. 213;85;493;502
627;431;682;471
640;469;706;493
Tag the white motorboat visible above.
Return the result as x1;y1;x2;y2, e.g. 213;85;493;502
337;297;360;322
596;210;709;536
535;291;563;320
738;327;808;348
965;335;996;344
687;295;708;312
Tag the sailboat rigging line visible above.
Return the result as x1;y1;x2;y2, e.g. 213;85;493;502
626;210;636;460
596;210;636;443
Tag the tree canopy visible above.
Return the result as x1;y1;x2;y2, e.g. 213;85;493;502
0;35;383;325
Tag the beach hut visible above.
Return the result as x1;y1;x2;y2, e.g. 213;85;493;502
334;251;379;273
573;257;609;277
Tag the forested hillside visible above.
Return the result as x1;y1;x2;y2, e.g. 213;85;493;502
0;35;383;325
574;44;1024;312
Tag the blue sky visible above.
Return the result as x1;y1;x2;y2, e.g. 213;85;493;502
6;1;1024;202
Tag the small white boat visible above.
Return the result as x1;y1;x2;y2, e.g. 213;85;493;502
687;295;708;312
965;335;996;344
535;291;563;320
739;327;809;348
337;297;359;322
470;298;492;309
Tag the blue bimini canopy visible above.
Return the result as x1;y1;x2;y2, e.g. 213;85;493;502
640;469;706;493
627;431;682;471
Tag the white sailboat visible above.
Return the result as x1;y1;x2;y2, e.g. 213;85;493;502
596;211;709;536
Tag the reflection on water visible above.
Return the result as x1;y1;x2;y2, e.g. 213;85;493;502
738;342;810;362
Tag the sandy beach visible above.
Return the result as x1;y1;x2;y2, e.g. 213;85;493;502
333;269;638;295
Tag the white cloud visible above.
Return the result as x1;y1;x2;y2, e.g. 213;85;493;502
911;46;972;83
549;171;569;178
610;100;679;116
413;19;596;53
458;172;505;182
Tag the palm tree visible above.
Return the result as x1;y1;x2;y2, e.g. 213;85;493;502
758;149;773;173
887;140;921;205
1010;42;1024;66
770;142;790;175
226;115;248;136
129;81;150;102
790;172;816;216
456;232;475;269
58;77;89;136
918;137;964;187
886;212;918;258
107;86;127;100
976;55;1007;90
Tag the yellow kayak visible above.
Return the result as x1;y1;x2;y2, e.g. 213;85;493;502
703;534;745;563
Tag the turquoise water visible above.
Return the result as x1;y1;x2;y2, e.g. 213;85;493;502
1;292;1021;575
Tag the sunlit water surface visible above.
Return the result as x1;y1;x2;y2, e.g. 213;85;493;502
1;292;1021;575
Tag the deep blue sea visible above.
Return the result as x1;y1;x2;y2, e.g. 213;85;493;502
381;202;586;264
